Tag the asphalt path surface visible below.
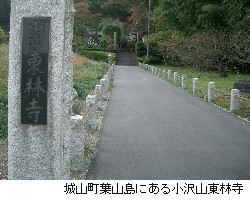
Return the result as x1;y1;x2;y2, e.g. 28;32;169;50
86;65;250;180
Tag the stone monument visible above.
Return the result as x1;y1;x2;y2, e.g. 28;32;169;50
8;0;75;179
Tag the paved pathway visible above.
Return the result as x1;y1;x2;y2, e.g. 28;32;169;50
86;65;250;180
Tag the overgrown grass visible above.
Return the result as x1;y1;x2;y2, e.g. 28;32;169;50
0;43;8;139
153;64;250;120
156;65;249;91
73;52;110;100
73;60;109;100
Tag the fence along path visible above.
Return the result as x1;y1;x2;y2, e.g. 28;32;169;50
86;64;250;180
140;63;250;119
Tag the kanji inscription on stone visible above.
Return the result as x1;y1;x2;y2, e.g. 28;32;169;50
21;18;50;125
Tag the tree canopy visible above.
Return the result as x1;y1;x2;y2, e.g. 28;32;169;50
100;3;130;22
147;0;250;73
159;0;249;34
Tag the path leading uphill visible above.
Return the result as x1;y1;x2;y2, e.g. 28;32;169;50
86;54;250;180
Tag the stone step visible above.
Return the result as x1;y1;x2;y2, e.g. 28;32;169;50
116;52;138;66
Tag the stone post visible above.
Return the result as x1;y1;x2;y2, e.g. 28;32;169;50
70;115;84;172
208;82;215;103
182;75;187;89
168;70;171;82
160;69;163;78
193;78;199;95
107;71;111;82
114;32;117;49
8;0;75;180
95;85;102;110
163;69;166;80
100;79;106;99
174;72;178;85
104;74;110;92
230;89;240;112
85;95;97;130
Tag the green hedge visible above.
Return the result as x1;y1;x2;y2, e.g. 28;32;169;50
80;50;116;63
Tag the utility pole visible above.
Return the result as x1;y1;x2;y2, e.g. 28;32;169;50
146;0;152;59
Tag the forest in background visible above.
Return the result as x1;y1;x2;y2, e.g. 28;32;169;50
0;0;249;74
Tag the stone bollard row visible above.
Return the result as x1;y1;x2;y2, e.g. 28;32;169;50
140;63;164;80
139;62;244;113
85;65;113;130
